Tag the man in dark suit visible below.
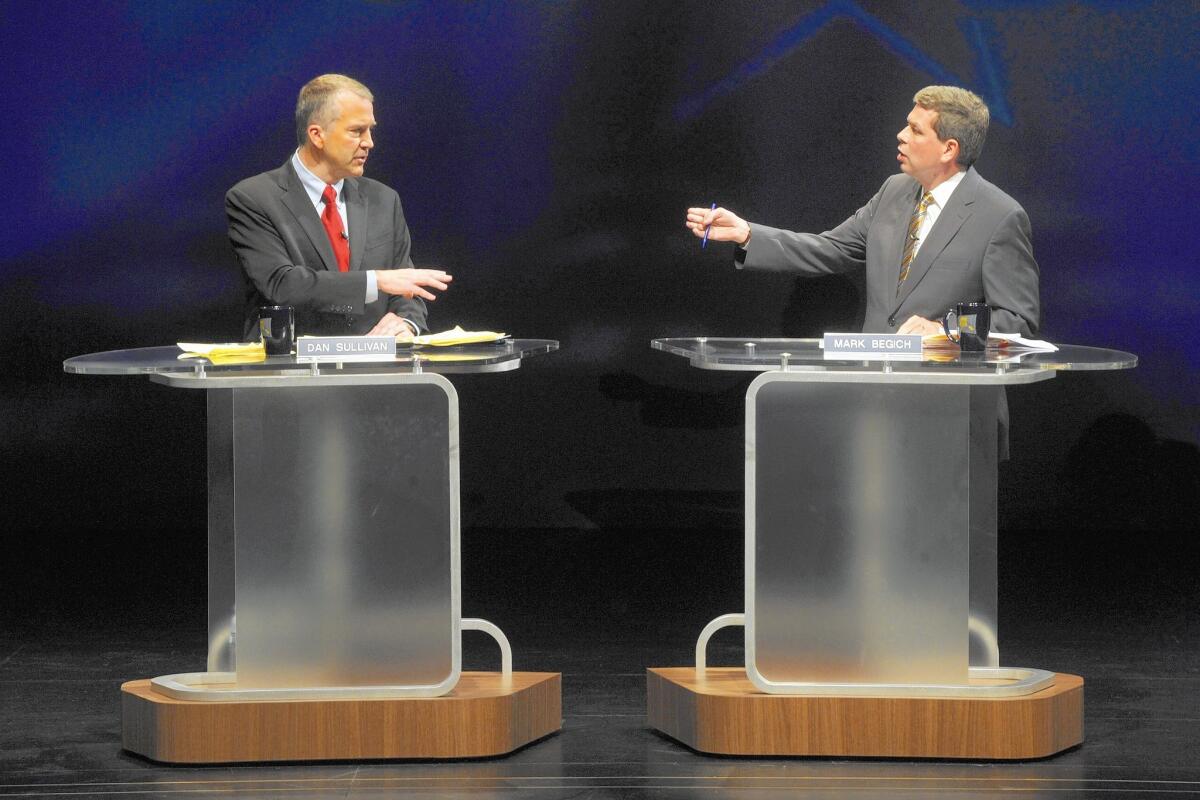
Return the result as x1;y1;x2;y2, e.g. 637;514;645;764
227;74;451;340
685;85;1039;338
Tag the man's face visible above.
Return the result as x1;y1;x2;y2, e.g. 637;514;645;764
312;92;376;181
896;104;955;186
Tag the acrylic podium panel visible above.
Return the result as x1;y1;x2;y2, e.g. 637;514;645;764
652;338;1137;695
213;380;457;690
749;378;996;686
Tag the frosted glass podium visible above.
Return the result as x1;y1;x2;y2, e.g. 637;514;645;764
646;337;1136;759
65;340;560;763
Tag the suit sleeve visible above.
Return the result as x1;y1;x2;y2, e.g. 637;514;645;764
735;183;884;275
383;194;430;333
226;184;367;314
982;206;1040;337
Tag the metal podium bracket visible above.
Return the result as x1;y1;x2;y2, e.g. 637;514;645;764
462;617;513;678
746;666;1057;698
151;618;514;702
693;614;1053;698
149;362;522;389
695;613;746;672
150;671;462;702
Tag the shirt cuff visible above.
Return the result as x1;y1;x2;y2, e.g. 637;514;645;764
733;224;754;266
365;270;378;304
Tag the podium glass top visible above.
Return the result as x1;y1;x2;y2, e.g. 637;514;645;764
64;339;558;379
652;338;1137;375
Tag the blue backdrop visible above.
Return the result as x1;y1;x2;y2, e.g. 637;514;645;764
3;1;1196;531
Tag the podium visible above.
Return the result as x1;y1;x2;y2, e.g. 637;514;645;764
646;337;1136;759
65;340;560;763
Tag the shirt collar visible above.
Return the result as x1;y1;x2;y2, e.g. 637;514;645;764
291;149;345;206
927;169;966;210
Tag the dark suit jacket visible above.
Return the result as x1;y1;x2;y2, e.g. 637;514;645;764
736;167;1040;337
226;160;428;340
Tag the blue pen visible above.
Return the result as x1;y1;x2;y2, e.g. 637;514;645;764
701;202;716;248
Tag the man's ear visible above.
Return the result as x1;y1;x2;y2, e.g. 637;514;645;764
307;124;324;150
941;137;960;165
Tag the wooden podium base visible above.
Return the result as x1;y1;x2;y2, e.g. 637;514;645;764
122;672;561;763
647;667;1083;759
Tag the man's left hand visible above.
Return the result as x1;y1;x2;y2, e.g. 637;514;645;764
367;312;415;339
896;315;943;336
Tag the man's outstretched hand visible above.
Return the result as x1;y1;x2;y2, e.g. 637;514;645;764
685;207;751;246
375;268;452;301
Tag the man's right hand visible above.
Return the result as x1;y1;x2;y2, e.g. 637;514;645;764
685;207;751;246
375;268;453;301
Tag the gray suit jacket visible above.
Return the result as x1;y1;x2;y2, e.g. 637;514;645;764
226;160;428;340
736;168;1040;457
736;167;1040;337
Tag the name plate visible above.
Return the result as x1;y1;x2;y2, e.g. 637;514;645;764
296;335;397;361
822;332;923;360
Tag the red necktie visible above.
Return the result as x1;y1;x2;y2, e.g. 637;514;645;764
320;184;350;272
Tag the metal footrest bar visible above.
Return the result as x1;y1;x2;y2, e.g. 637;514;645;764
151;618;513;702
694;613;1055;698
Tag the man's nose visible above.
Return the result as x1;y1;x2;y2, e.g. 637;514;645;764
362;131;374;149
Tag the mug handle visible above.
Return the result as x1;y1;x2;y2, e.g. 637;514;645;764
942;307;960;343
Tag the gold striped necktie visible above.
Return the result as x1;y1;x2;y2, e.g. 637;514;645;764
897;190;935;293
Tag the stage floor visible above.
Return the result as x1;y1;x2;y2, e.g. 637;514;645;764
2;526;1198;798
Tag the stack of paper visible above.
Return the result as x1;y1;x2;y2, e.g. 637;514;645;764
177;341;266;364
988;332;1058;352
922;332;1058;353
410;325;507;347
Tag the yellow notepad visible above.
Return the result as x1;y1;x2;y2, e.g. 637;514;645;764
177;341;266;364
411;326;507;346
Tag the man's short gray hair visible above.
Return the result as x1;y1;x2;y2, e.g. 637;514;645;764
296;74;374;147
913;86;989;167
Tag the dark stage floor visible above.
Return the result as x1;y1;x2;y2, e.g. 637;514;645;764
2;525;1198;798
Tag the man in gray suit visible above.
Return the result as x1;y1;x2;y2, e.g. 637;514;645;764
685;85;1039;338
227;74;452;340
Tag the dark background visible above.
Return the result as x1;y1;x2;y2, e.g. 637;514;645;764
1;1;1197;643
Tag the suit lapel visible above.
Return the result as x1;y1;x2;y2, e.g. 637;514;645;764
344;178;368;273
894;168;977;309
279;161;338;272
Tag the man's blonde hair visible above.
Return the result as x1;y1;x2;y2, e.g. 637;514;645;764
296;74;374;147
913;86;989;167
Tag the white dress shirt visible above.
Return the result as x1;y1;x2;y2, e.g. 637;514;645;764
910;169;966;261
291;150;379;303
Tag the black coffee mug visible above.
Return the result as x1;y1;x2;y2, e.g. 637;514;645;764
258;305;295;356
941;302;991;352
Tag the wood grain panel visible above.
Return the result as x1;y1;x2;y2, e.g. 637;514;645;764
122;672;561;763
647;667;1082;759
